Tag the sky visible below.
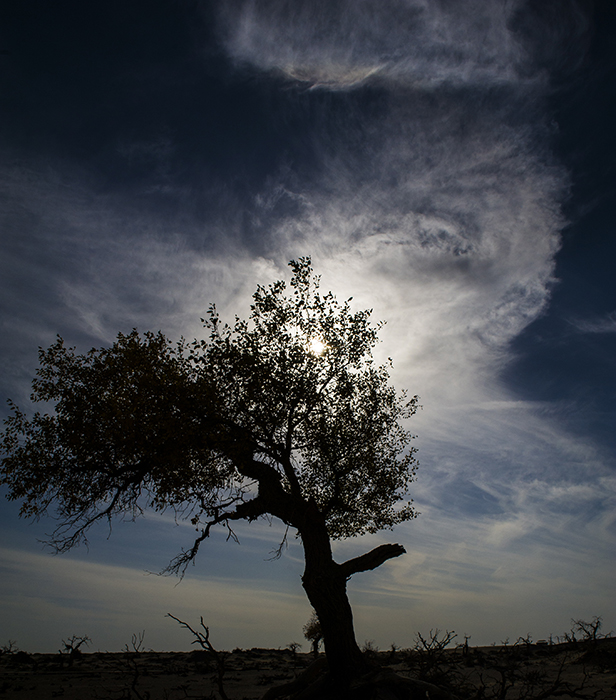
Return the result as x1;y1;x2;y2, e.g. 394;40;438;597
1;0;615;653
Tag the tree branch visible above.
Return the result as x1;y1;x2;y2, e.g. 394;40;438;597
162;495;269;577
338;543;406;579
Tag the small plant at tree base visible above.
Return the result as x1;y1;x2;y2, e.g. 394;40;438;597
458;634;471;658
514;634;533;647
387;643;400;663
302;613;323;658
415;629;458;653
362;639;380;657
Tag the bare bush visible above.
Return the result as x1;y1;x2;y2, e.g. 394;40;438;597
167;613;229;700
0;640;19;655
567;617;612;645
59;635;91;666
406;629;459;688
125;631;147;654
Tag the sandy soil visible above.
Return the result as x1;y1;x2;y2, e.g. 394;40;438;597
1;639;615;699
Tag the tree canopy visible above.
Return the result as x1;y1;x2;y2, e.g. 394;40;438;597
1;258;420;687
2;259;418;564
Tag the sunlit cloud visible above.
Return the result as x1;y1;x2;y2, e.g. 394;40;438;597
219;0;590;90
220;0;526;89
249;94;566;413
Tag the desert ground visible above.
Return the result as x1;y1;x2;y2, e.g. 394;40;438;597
1;638;615;699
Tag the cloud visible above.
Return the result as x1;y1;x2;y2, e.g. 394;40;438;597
340;512;615;646
219;0;589;89
210;19;616;625
219;0;519;89
212;4;576;418
1;0;574;414
340;461;616;644
570;311;616;334
246;91;566;414
0;156;288;408
0;546;308;652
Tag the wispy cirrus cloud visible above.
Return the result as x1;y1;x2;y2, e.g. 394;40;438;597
570;311;616;334
0;546;307;652
0;157;284;400
219;0;589;89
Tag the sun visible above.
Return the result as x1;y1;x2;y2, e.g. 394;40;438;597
308;337;327;356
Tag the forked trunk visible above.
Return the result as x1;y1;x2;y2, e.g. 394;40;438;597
299;503;366;682
302;564;365;678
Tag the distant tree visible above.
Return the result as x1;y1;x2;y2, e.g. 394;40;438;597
1;258;419;689
303;612;323;657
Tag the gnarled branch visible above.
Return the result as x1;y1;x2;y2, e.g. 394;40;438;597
338;543;406;580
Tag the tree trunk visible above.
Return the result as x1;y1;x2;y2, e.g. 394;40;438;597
302;564;365;678
299;502;366;682
247;472;366;678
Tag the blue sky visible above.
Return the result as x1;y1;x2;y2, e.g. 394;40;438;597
1;0;615;652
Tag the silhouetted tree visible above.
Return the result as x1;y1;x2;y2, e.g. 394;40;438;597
1;258;419;687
